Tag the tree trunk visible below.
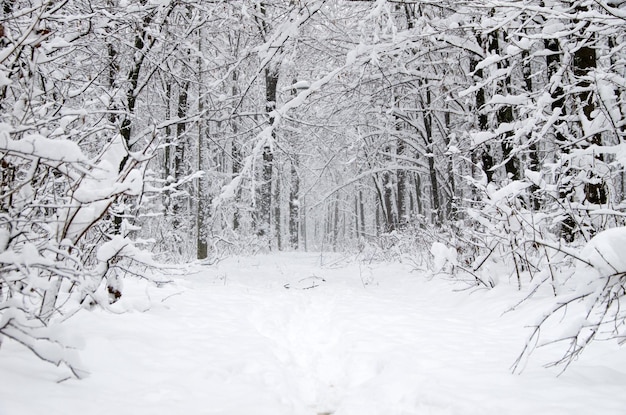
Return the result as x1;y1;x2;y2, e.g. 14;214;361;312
172;80;190;229
423;84;441;225
373;175;384;234
258;144;273;237
258;66;278;237
289;159;300;249
332;198;339;250
197;38;208;260
301;194;307;251
413;173;423;218
443;108;457;220
471;33;494;184
255;1;278;239
359;188;366;237
546;34;575;240
274;163;282;250
573;16;606;205
231;71;243;231
396;136;407;226
164;82;172;179
383;170;395;232
523;48;541;211
489;29;520;181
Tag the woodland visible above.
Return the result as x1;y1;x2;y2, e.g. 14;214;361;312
1;0;626;377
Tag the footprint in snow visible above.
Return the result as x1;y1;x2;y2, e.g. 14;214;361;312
284;275;326;290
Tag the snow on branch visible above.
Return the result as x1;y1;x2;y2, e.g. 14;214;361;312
214;42;374;209
0;124;88;164
513;227;626;373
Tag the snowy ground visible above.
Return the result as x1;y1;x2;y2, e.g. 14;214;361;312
2;252;626;415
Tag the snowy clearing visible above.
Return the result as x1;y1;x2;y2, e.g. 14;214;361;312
2;253;626;415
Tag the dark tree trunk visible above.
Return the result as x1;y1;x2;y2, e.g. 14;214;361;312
471;34;494;184
443;108;457;220
424;85;441;225
546;34;575;240
545;38;566;145
258;66;279;237
231;71;243;231
258;144;274;237
197;44;208;260
382;169;396;231
289;160;300;249
164;82;172;182
523;48;541;211
488;29;520;181
573;12;606;205
355;188;366;239
172;80;189;228
396;136;407;226
372;175;385;234
274;164;282;250
288;81;299;249
413;173;423;218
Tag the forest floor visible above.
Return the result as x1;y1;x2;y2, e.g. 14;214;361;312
2;252;626;415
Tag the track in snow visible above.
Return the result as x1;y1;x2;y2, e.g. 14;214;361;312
1;252;626;415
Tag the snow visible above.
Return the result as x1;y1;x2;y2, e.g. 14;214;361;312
0;242;54;267
505;44;521;56
0;229;8;253
96;236;131;262
542;21;567;36
487;180;532;203
430;242;457;273
525;169;544;187
486;93;529;106
41;37;72;51
474;54;503;71
1;253;626;415
290;80;311;90
580;226;626;277
470;130;495;146
0;125;88;163
63;135;129;242
0;70;11;88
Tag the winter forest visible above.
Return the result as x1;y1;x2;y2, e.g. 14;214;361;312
2;0;626;412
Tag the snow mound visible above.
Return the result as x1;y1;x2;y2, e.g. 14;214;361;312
580;227;626;277
431;242;457;273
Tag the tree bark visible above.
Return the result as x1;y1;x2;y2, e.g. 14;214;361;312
423;83;441;225
197;36;208;260
231;71;243;231
471;34;494;184
573;15;606;205
383;171;395;231
289;159;300;249
172;80;189;229
258;69;278;237
396;135;407;226
274;162;282;250
523;47;541;211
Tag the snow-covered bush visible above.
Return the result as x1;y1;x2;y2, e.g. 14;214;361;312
355;225;445;266
452;164;626;369
0;0;177;377
430;241;457;276
437;177;554;290
0;127;164;376
447;159;624;288
514;227;626;372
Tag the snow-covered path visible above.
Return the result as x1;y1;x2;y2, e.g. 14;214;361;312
2;253;626;414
